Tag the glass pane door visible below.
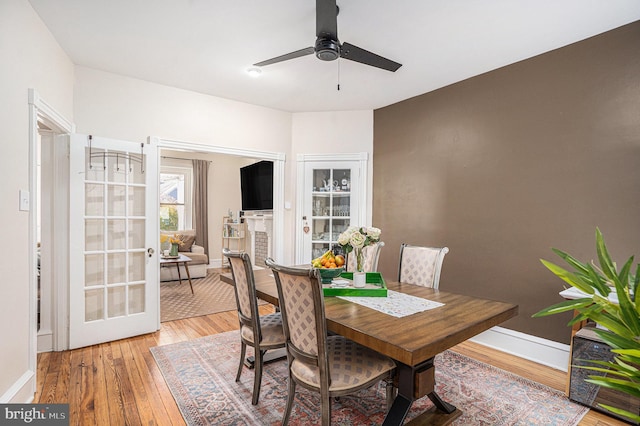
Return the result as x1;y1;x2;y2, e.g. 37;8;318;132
311;168;352;259
300;158;364;263
69;134;158;349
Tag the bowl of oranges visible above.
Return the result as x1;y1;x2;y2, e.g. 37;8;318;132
317;266;344;284
312;250;346;283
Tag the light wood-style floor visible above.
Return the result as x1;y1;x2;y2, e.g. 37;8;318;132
35;305;626;425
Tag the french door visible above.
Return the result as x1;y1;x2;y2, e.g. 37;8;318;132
69;134;159;349
297;154;368;263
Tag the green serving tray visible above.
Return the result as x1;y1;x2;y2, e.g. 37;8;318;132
322;272;388;297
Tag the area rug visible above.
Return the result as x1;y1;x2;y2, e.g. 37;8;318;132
161;270;266;322
150;330;589;425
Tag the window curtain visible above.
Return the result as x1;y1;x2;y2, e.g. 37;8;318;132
192;159;210;260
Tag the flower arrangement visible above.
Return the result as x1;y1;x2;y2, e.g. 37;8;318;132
160;233;184;256
337;226;381;272
160;233;184;245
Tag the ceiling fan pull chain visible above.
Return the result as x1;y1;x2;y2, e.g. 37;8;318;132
337;58;341;91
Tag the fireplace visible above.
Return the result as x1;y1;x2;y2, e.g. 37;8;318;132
244;214;272;267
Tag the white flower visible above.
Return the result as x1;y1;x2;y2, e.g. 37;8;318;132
349;232;366;249
338;227;356;245
338;225;382;252
366;227;381;241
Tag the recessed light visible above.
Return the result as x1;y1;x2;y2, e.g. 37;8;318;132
246;67;262;77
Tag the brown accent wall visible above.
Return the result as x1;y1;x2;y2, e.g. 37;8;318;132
373;21;640;344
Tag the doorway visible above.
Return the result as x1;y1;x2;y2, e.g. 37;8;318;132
157;145;283;322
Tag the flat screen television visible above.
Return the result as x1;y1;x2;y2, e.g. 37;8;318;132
240;160;273;211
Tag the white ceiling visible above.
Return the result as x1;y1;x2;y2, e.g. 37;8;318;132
28;0;640;113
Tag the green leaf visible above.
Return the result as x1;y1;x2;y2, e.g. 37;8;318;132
634;263;640;310
619;256;634;291
585;376;640;398
596;404;640;423
531;298;593;317
551;248;590;275
593;328;640;350
596;228;618;281
584;263;611;296
540;259;595;294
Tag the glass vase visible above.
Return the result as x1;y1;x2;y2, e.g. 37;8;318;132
355;247;364;273
170;243;179;257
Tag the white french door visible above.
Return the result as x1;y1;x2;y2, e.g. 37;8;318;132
69;134;159;349
297;154;368;263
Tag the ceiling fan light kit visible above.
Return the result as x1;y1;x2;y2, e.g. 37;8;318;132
315;37;340;61
253;0;401;73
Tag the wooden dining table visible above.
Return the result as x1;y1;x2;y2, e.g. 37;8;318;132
221;269;518;425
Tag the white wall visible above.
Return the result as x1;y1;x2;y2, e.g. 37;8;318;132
74;68;374;263
0;0;74;401
292;111;375;224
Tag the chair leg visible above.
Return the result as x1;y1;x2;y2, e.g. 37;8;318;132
321;389;331;426
252;349;264;405
282;376;296;425
236;341;247;382
385;380;397;411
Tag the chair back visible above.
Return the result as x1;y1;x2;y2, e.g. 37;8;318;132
346;241;385;272
265;259;329;379
224;249;262;341
397;244;449;288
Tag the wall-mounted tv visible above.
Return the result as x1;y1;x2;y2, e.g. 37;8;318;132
240;160;273;211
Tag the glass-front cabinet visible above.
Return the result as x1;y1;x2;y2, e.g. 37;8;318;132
310;168;352;259
299;156;366;263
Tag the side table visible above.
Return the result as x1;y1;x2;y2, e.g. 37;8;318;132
160;253;194;294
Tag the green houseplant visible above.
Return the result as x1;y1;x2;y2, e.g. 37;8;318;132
533;228;640;423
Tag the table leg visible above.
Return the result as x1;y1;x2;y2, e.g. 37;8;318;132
176;262;183;283
183;262;194;295
382;359;458;426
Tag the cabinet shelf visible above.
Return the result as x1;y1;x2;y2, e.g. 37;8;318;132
221;216;246;267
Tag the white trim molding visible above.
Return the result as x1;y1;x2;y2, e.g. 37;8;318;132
295;153;369;264
470;326;570;371
0;370;35;403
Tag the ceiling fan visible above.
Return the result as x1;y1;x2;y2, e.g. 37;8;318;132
254;0;402;72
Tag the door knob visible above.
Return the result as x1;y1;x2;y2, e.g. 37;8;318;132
147;248;154;257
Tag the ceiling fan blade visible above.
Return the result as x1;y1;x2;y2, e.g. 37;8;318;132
316;0;338;39
340;42;402;72
253;47;315;67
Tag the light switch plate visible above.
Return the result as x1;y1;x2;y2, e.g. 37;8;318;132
19;189;30;211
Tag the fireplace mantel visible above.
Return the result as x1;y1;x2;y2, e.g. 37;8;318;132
244;214;273;266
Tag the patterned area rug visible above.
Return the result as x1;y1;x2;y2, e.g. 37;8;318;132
161;270;266;322
151;330;589;425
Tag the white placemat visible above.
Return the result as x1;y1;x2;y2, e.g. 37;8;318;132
337;290;444;318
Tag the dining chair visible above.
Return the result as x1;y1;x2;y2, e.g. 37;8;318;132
223;249;286;405
265;258;396;425
397;244;449;288
345;241;385;272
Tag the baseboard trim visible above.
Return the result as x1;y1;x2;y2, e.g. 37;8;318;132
469;326;570;372
0;370;35;403
37;329;53;353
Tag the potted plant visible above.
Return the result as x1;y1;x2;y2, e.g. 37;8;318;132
533;228;640;423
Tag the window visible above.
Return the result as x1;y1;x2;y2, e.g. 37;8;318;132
160;164;192;231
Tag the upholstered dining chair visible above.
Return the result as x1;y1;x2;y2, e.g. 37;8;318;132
397;244;449;288
265;258;396;425
345;241;385;272
223;249;286;405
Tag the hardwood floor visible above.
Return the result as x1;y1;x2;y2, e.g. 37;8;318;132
35;306;626;425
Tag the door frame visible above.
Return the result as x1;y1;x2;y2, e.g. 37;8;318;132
28;90;74;359
295;152;369;264
156;137;286;263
